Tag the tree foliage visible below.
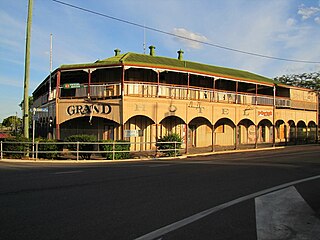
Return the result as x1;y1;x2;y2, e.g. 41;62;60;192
274;72;320;91
2;116;22;130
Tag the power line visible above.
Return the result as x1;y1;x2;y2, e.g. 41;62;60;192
52;0;320;64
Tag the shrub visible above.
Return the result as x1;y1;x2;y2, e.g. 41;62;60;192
2;136;30;159
100;140;130;160
66;135;96;159
36;138;62;159
156;133;182;157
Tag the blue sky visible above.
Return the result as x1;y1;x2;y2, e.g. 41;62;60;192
1;0;320;122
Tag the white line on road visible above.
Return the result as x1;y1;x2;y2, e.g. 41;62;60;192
52;170;83;175
134;174;320;240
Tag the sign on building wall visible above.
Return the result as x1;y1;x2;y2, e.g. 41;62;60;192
66;103;112;116
63;83;81;89
258;110;272;117
124;130;143;137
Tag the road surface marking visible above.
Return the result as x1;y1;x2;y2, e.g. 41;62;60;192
52;170;83;175
135;174;320;240
256;186;320;240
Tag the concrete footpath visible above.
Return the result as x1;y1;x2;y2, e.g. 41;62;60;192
256;186;320;240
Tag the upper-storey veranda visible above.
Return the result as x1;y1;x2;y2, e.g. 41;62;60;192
33;49;317;112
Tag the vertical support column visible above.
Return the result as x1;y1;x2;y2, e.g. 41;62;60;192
255;125;258;149
295;125;298;145
316;125;319;144
55;70;61;140
88;69;91;98
272;86;276;147
213;78;216;102
235;125;239;150
255;84;258;105
157;70;160;97
155;123;158;156
121;65;125;97
272;125;276;147
211;125;215;152
185;124;188;154
187;73;190;99
284;124;288;146
120;65;125;141
235;81;238;104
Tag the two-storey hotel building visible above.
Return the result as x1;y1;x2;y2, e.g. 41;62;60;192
32;46;318;152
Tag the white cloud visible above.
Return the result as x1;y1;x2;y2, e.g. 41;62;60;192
297;5;320;20
286;18;296;27
172;28;208;49
315;16;320;24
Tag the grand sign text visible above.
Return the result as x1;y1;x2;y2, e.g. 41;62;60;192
67;103;112;116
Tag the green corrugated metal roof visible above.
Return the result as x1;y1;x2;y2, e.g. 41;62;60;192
60;52;278;85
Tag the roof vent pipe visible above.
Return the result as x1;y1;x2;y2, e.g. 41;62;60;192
177;49;184;60
149;45;156;56
114;49;121;56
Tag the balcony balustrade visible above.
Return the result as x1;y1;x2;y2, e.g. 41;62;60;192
34;81;316;111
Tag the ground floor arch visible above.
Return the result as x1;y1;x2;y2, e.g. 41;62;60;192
257;119;273;143
307;121;317;143
60;116;120;141
288;120;296;143
188;117;212;148
275;120;286;143
159;116;186;137
238;119;256;144
297;121;307;144
124;115;155;151
214;118;236;146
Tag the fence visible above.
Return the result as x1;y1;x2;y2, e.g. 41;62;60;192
0;141;182;161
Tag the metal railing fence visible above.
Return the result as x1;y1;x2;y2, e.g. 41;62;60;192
0;141;182;161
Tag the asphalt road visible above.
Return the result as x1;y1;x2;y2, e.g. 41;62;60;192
0;145;320;240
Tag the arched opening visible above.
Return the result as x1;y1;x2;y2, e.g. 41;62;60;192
307;121;317;143
124;115;155;151
275;120;286;143
257;119;273;143
60;117;120;141
288;120;296;144
188;117;212;148
214;118;236;147
159;116;186;146
297;121;307;144
237;119;255;144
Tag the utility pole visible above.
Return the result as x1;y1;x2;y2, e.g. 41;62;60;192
23;0;33;139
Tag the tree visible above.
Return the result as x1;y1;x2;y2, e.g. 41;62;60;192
2;116;22;133
274;72;320;91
